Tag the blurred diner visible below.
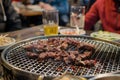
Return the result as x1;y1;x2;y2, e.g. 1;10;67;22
70;0;120;34
33;0;70;26
6;0;120;34
85;0;120;34
12;0;42;27
0;0;22;32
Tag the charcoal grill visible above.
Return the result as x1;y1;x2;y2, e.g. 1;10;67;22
1;35;120;80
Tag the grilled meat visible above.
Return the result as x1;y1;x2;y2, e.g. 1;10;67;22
24;38;96;66
26;52;38;58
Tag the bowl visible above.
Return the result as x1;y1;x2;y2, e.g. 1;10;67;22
0;37;16;50
90;31;120;41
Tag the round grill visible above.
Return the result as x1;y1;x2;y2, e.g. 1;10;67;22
1;35;120;78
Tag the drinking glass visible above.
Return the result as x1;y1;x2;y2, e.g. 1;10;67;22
70;6;85;29
42;10;59;36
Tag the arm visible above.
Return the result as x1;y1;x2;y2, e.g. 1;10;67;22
84;1;99;30
4;0;22;31
35;0;69;14
52;0;69;14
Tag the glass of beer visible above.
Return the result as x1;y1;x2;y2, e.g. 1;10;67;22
42;10;59;36
70;6;85;29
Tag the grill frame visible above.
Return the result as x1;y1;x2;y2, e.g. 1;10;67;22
1;35;120;80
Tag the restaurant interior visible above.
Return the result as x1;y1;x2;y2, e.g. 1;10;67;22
0;0;120;80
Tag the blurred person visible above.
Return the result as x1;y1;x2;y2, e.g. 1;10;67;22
0;0;22;32
85;0;120;34
33;0;70;26
12;0;36;27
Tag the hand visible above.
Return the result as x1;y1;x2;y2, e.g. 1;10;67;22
14;7;20;13
39;2;45;8
39;2;55;11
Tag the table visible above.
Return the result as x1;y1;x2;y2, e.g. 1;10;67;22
0;25;92;42
0;25;119;79
19;8;42;16
12;2;42;16
2;25;120;48
1;25;43;41
12;3;43;27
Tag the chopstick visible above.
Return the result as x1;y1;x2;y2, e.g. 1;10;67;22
75;25;79;34
0;34;9;38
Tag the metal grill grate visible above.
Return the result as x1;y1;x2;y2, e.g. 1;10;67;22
2;36;120;77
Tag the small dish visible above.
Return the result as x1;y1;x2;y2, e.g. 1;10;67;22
0;37;16;50
59;28;86;35
90;31;120;41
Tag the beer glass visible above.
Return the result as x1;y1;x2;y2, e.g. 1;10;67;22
70;6;85;29
42;10;59;36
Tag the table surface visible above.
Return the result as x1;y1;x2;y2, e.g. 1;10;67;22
12;2;42;16
0;25;92;42
0;25;119;79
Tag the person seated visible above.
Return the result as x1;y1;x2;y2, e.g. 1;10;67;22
0;0;22;32
12;0;37;27
85;0;120;34
33;0;70;26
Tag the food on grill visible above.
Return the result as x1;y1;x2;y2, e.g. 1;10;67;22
24;38;96;66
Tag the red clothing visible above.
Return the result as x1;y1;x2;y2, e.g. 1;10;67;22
85;0;120;34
